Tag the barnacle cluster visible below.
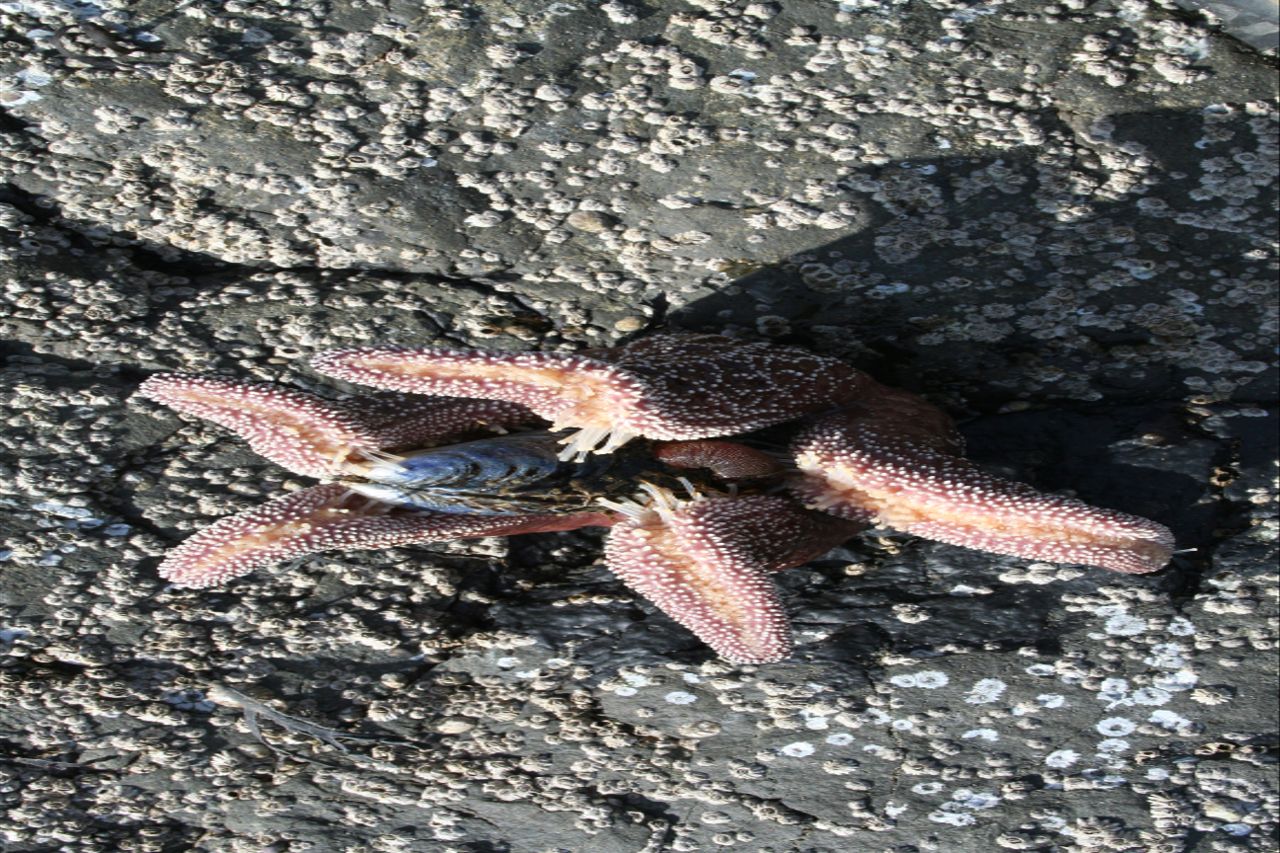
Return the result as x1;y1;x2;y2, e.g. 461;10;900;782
0;0;1275;850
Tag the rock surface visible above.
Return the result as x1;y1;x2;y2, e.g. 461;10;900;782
0;1;1276;851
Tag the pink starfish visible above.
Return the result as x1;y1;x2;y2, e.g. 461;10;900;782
137;334;1174;664
135;365;845;663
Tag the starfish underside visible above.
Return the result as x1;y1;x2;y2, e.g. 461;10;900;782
312;333;867;459
603;491;865;663
789;384;1175;574
137;374;537;478
155;482;613;588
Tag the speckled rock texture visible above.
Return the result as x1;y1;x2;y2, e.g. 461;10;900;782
0;1;1276;851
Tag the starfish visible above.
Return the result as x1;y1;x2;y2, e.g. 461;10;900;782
137;334;1174;664
312;334;867;459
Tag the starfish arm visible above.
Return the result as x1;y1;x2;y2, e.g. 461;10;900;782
138;375;540;479
762;504;871;571
137;375;383;479
653;439;786;480
344;394;541;452
313;334;869;458
312;346;634;449
602;493;862;664
158;482;615;588
791;400;1175;575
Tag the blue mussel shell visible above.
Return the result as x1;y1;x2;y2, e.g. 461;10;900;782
344;431;640;516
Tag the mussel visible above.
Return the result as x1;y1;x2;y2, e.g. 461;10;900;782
344;431;658;516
